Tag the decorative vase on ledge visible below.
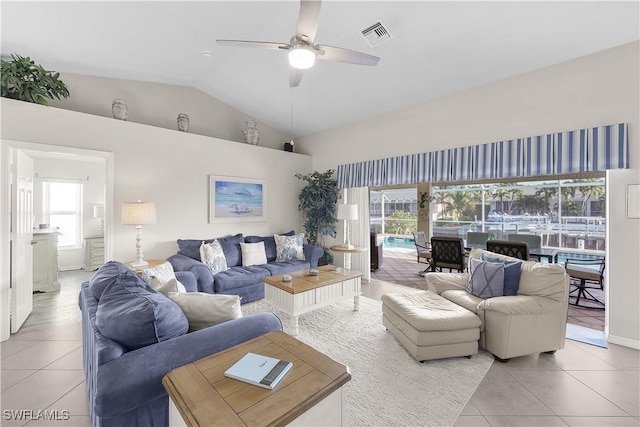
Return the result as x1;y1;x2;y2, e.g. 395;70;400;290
242;120;260;145
177;113;189;132
112;99;128;121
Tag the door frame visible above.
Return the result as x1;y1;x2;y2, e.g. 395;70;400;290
0;139;114;341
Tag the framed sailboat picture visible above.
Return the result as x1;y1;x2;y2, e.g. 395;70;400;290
208;175;267;223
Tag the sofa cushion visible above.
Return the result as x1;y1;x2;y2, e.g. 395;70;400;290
200;240;229;275
177;238;212;261
95;272;188;351
482;254;522;296
218;234;245;267
213;266;271;292
88;261;139;301
274;233;305;262
240;242;268;266
167;292;242;331
440;289;484;314
467;258;505;299
245;230;295;262
260;260;311;276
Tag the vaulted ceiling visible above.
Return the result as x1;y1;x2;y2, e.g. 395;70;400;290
2;1;638;137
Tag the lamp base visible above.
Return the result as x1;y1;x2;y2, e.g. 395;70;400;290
338;244;355;249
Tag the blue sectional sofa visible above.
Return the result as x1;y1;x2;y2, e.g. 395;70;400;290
79;261;282;427
168;232;324;303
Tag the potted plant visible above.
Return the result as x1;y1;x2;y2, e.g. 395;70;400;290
1;54;69;105
295;170;339;265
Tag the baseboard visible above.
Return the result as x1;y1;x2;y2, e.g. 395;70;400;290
59;265;84;272
608;334;640;350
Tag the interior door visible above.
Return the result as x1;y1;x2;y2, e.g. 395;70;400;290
10;150;34;332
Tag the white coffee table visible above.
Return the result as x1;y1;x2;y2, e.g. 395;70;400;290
262;265;363;336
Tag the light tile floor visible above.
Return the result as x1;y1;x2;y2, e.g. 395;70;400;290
1;264;637;427
365;249;639;427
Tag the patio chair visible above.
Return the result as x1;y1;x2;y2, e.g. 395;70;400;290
565;257;605;309
413;231;432;275
466;232;493;247
508;233;542;261
430;236;466;272
486;240;529;261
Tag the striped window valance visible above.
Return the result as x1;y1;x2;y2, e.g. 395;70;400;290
336;123;629;188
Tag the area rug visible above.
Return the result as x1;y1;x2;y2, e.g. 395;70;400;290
566;323;608;348
242;296;493;427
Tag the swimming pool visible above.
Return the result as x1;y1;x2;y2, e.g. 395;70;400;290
381;236;602;265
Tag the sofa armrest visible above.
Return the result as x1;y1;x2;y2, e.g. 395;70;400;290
174;271;197;292
303;244;324;267
168;254;214;293
94;312;282;419
426;272;469;295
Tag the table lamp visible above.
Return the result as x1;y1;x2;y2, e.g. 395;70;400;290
93;204;105;236
337;204;358;249
121;200;157;267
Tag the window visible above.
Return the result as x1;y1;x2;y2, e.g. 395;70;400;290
43;180;83;249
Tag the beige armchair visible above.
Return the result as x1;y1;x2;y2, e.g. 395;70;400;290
425;248;569;361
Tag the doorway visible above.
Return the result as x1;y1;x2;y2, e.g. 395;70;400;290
0;140;113;341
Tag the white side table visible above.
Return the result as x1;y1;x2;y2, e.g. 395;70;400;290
330;245;367;270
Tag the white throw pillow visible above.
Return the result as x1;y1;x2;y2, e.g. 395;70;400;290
274;233;305;262
149;277;185;296
167;292;242;331
240;241;267;266
200;240;228;275
142;262;186;293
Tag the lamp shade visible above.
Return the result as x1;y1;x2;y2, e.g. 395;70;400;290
121;201;157;225
336;204;358;221
93;205;105;219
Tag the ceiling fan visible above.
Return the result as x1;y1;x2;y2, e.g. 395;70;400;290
216;0;380;88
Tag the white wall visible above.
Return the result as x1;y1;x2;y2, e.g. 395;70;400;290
49;73;292;151
31;156;106;270
298;42;640;348
1;99;313;264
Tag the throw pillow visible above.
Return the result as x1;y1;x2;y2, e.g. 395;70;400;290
167;292;242;331
274;233;305;262
149;277;184;297
240;241;268;266
200;240;228;275
141;262;187;293
95;272;188;350
482;254;523;296
467;258;505;299
245;230;295;262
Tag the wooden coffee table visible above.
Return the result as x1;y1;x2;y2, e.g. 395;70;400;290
162;330;351;427
262;265;363;336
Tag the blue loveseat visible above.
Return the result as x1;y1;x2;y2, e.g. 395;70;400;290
168;232;324;303
79;261;282;427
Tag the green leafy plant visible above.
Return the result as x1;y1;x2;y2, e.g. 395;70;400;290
295;170;339;264
1;54;69;105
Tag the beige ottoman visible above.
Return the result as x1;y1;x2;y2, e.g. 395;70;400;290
382;290;482;362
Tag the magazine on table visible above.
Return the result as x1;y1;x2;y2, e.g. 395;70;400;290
224;352;293;390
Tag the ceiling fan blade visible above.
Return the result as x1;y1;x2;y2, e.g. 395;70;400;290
315;45;380;66
289;67;304;88
295;0;322;44
216;39;290;51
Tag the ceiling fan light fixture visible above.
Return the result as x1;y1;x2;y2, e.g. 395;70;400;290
288;44;315;69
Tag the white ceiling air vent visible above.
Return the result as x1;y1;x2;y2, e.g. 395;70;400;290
361;21;392;47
